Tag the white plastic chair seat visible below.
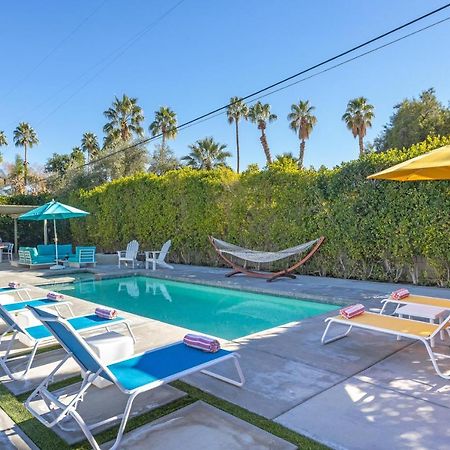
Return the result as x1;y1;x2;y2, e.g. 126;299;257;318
145;240;173;270
117;240;139;268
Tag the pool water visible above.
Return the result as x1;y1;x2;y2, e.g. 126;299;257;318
48;276;338;340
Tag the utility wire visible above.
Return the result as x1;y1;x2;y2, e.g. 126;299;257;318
35;0;186;126
5;0;185;128
1;0;107;101
72;5;450;171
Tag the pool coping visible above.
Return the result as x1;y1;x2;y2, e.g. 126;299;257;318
35;269;347;307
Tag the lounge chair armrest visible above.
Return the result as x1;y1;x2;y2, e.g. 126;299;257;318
117;250;127;257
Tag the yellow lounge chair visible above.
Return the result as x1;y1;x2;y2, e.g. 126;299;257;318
321;312;450;379
380;294;450;314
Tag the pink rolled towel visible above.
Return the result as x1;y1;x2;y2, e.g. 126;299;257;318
8;282;20;289
183;334;221;353
391;288;410;300
340;304;365;319
47;291;64;301
95;307;117;320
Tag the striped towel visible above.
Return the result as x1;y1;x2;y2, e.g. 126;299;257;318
340;304;365;319
391;288;410;300
95;307;117;320
183;334;221;353
8;282;20;289
47;291;64;301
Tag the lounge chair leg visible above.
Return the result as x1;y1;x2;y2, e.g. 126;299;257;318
124;322;136;343
421;338;450;379
321;319;353;344
0;332;40;381
201;354;245;387
108;392;139;450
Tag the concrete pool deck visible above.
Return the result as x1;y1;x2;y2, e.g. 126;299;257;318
0;261;450;449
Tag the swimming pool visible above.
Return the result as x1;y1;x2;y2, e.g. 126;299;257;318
47;276;338;340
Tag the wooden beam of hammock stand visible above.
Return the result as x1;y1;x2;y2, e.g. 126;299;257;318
209;236;325;282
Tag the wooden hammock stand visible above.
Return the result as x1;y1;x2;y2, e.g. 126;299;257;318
209;236;325;282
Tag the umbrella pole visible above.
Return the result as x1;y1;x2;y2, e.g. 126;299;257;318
50;219;64;270
54;219;58;262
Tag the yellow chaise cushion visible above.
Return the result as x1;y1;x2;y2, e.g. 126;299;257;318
331;312;438;338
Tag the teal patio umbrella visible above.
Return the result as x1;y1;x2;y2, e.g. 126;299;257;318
19;199;89;269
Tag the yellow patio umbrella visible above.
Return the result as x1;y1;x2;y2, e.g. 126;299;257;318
367;145;450;181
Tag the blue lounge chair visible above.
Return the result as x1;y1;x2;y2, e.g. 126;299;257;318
0;285;31;301
25;306;244;450
0;304;135;381
2;298;74;317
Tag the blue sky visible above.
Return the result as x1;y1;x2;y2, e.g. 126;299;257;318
1;0;450;171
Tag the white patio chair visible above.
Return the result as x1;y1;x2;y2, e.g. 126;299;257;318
145;240;173;270
117;240;139;268
6;243;14;261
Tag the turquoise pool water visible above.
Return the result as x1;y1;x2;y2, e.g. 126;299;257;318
48;276;337;340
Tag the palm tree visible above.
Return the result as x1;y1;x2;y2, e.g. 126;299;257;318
149;106;177;147
0;131;7;147
288;100;317;168
247;102;277;165
182;137;231;170
81;132;100;163
103;94;144;144
13;122;39;186
227;97;248;174
342;97;375;157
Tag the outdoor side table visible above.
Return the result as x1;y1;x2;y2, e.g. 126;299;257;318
84;331;134;388
396;303;448;347
144;250;161;270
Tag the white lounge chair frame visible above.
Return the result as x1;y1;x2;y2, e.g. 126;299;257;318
0;304;134;381
25;308;244;450
117;240;139;268
321;312;450;379
144;239;173;270
0;287;32;302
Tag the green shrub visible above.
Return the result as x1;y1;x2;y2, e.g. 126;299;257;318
67;136;450;286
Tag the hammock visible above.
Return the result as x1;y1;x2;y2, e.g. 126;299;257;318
211;237;319;264
209;236;325;282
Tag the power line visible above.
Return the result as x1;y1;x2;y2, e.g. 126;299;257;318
72;5;450;171
1;0;107;102
35;0;186;126
5;0;186;129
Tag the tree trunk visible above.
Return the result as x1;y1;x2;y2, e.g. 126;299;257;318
162;128;166;149
299;139;306;168
358;134;364;157
259;129;272;165
23;144;28;188
235;120;240;173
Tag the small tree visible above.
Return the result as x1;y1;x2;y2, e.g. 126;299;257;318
13;122;39;186
182;137;231;170
148;144;180;175
342;97;374;157
288;100;317;168
149;107;177;147
248;102;277;165
227;97;248;173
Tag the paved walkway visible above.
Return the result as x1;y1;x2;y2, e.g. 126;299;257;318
0;262;449;449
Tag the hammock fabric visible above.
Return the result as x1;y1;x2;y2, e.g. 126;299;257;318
209;236;325;282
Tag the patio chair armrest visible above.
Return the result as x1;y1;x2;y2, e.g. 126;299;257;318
117;250;126;257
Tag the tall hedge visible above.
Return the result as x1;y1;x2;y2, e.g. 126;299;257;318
70;136;450;286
